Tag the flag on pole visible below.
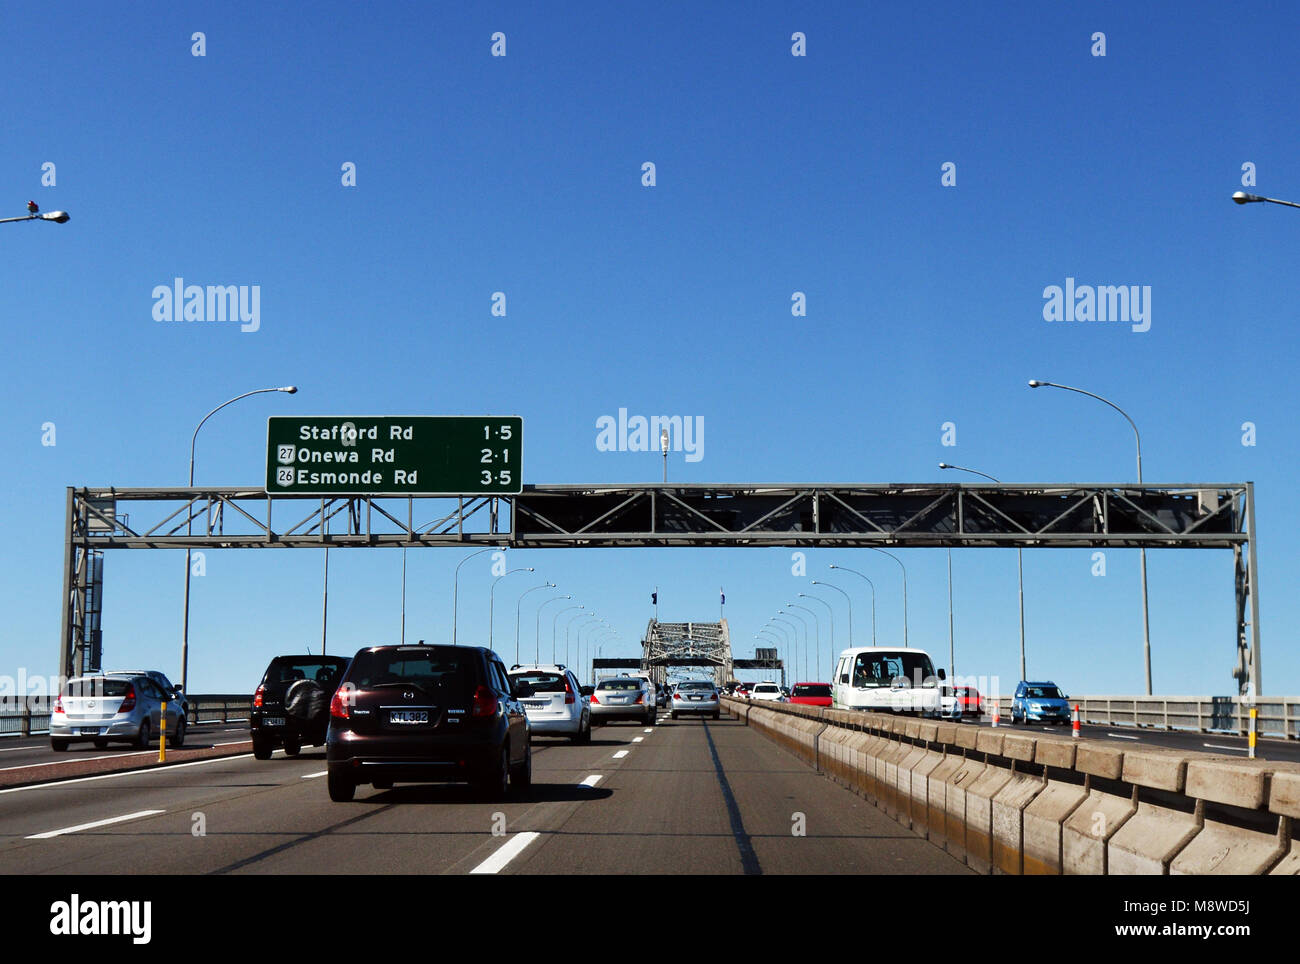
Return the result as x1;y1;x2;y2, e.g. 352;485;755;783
651;591;657;605
720;589;725;605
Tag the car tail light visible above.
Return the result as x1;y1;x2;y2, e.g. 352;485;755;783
471;685;499;718
635;694;644;704
590;693;600;704
329;689;350;720
118;684;136;713
53;695;64;715
673;692;682;700
253;684;265;709
564;679;575;705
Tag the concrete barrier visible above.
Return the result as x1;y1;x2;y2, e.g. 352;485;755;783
720;698;1298;875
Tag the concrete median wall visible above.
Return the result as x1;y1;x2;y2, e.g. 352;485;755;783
720;697;1300;875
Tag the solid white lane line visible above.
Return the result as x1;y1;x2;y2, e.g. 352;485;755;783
470;832;541;874
27;809;166;840
1203;743;1249;752
301;771;328;779
612;750;629;758
1106;733;1139;740
0;752;154;772
0;754;254;796
632;737;644;743
643;729;653;734
579;774;602;788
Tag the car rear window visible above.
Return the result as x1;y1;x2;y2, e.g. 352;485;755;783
791;684;831;697
677;681;714;690
510;672;566;692
266;658;350;686
598;680;641;690
65;678;133;698
347;648;476;695
754;684;780;692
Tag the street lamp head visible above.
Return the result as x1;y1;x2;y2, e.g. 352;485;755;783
1232;191;1260;205
279;386;298;394
1027;380;1043;388
40;211;70;223
938;463;951;470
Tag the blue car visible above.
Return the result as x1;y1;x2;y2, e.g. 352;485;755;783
1010;681;1071;724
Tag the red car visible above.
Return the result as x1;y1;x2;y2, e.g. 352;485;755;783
787;682;833;707
952;686;982;716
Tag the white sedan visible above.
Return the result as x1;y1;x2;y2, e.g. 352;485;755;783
748;682;786;702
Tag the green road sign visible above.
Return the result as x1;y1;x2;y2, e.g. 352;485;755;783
266;416;522;495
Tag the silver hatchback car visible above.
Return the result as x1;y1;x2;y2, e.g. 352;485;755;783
50;674;186;751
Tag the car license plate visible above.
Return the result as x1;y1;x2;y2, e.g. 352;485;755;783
77;727;100;735
389;710;428;724
689;695;702;701
262;717;285;727
524;700;549;707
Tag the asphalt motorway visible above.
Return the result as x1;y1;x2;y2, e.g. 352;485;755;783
0;712;971;875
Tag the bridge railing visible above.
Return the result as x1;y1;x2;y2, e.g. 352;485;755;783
0;694;252;737
986;694;1299;740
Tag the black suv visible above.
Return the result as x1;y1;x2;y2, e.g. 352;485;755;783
325;643;532;802
250;655;351;759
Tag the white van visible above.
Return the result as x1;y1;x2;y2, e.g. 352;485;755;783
832;646;947;716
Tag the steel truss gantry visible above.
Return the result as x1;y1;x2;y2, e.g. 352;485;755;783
640;620;734;687
59;482;1262;696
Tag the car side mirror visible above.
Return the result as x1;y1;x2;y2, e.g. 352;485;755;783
580;685;594;697
937;668;946;680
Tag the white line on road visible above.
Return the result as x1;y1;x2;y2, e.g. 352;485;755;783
1203;743;1249;752
301;770;328;778
643;729;653;734
612;750;629;758
27;809;166;840
1106;733;1140;740
470;832;541;874
579;774;602;788
632;737;644;743
0;753;254;796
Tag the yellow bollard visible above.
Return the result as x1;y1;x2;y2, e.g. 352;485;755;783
159;701;167;763
1248;707;1257;760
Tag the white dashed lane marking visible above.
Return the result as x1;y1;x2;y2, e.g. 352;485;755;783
470;832;541;874
27;809;166;840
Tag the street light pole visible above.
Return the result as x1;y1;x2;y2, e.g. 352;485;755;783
1232;191;1300;210
828;564;875;643
514;583;554;665
799;594;835;680
812;580;853;646
570;614;599;675
862;548;908;646
1030;379;1151;693
535;595;571;664
939;462;1026;680
788;604;821;681
453;547;497;646
181;386;297;691
489;567;534;648
552;605;584;664
779;610;808;683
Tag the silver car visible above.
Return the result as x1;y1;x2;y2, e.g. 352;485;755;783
50;674;186;751
670;680;720;720
590;676;656;725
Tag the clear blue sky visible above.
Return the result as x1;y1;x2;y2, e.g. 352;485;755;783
3;1;1297;697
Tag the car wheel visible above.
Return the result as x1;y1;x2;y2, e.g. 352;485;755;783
509;741;532;798
252;735;273;760
135;720;152;749
93;738;109;749
572;713;591;744
51;739;70;752
327;767;355;802
475;746;510;801
283;738;301;757
169;718;186;749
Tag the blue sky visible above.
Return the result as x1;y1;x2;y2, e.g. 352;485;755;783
3;1;1297;697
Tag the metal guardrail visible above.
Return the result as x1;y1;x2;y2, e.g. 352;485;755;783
0;694;252;737
988;694;1300;740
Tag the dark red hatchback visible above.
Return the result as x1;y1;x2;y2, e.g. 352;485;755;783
788;682;833;707
325;644;532;802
